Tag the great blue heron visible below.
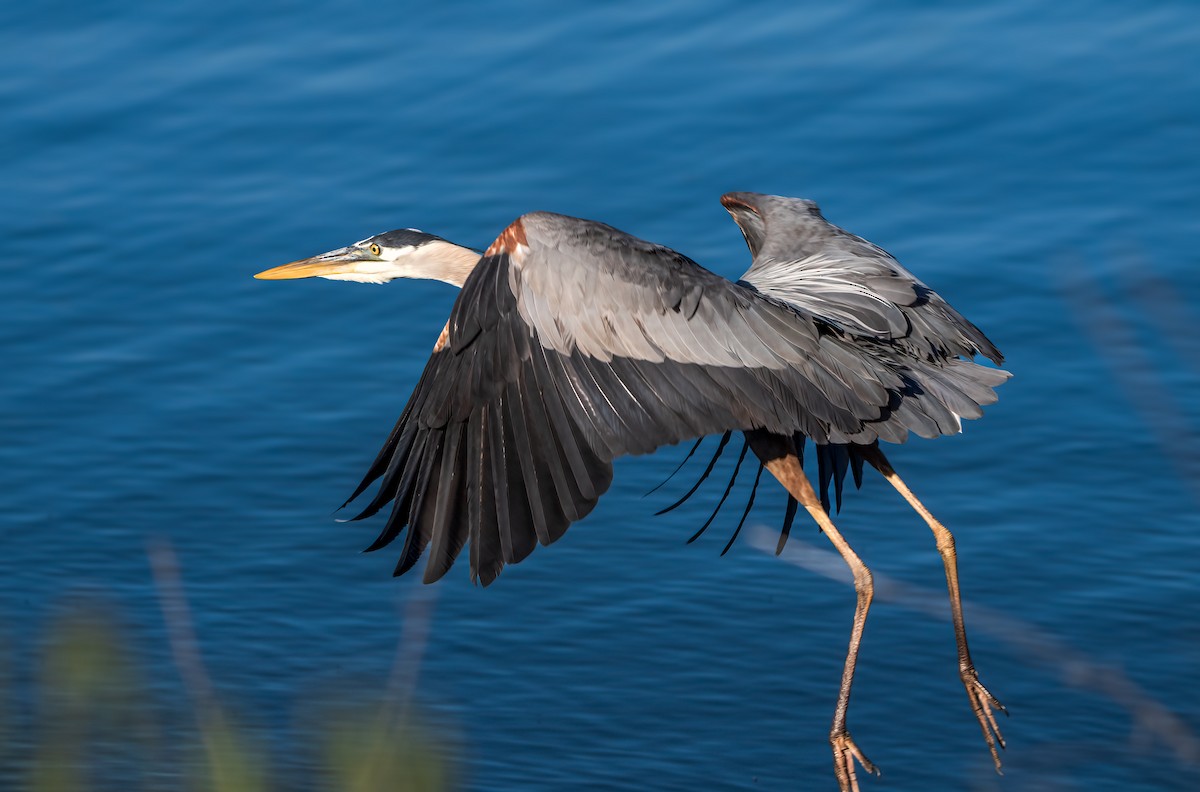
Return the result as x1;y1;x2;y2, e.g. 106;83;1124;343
255;192;1009;791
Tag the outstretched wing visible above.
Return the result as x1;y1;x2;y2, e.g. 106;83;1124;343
722;192;1004;365
346;209;1006;586
722;192;1009;437
666;193;1010;537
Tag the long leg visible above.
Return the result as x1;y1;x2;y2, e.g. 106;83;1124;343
858;444;1007;771
746;431;879;792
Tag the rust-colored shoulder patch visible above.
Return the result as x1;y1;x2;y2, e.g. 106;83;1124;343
433;320;451;353
720;192;760;216
484;217;529;257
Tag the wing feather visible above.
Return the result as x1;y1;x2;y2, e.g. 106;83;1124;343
724;192;1005;365
530;346;607;503
348;204;1007;583
490;388;539;565
422;421;468;583
393;431;442;577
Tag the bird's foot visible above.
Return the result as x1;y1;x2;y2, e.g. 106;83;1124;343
962;667;1007;772
831;730;879;792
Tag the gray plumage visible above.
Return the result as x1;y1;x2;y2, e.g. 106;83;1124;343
254;192;1013;788
334;193;1008;585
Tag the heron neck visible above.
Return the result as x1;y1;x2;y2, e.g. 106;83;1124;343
414;240;480;288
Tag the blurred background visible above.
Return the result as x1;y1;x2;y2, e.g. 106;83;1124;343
2;2;1198;790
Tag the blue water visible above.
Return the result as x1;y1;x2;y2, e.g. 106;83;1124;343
3;2;1199;789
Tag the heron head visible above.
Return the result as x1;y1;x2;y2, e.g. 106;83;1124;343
254;228;479;287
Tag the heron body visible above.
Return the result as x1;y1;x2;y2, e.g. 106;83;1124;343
256;192;1010;791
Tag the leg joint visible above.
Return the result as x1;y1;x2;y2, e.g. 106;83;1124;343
934;528;956;555
853;567;874;600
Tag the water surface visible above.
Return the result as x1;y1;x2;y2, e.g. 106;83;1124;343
2;3;1198;790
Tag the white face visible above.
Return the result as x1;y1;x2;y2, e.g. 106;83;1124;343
255;231;478;287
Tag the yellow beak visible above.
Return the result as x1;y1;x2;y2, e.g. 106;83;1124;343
254;246;372;280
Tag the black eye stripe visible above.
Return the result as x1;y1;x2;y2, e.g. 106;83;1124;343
372;228;444;248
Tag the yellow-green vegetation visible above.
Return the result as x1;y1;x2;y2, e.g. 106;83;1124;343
320;703;456;792
4;604;455;792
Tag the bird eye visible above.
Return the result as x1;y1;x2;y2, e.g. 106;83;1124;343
369;243;381;257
